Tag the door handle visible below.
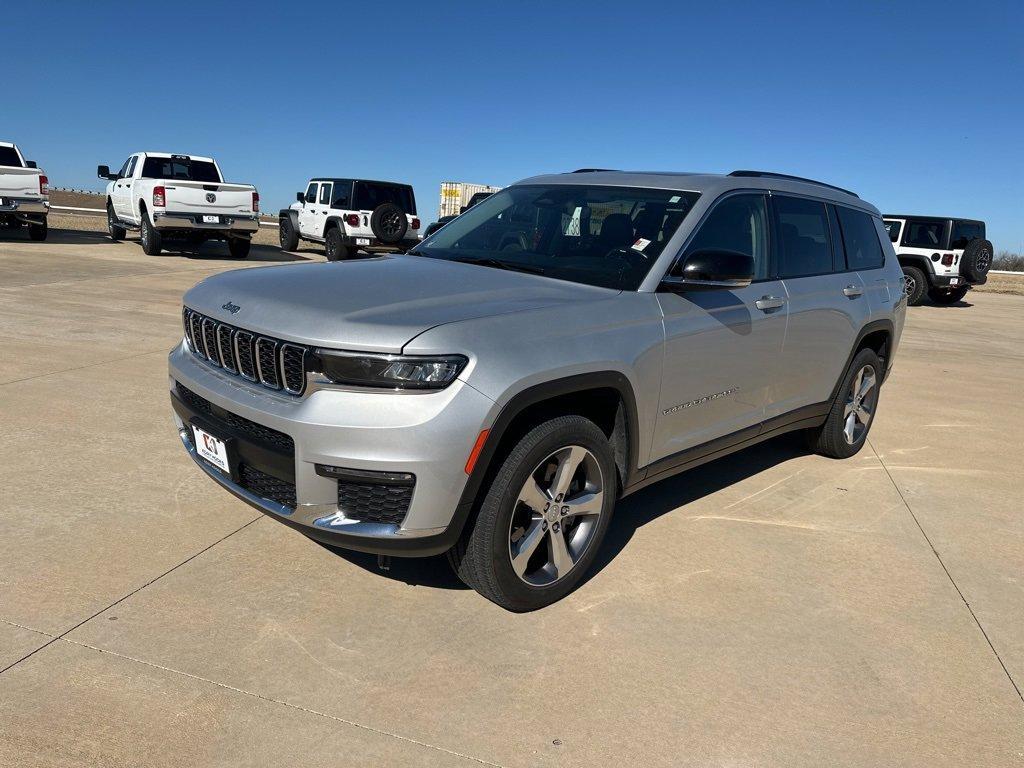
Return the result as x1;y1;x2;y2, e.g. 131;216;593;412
842;285;863;297
755;296;786;311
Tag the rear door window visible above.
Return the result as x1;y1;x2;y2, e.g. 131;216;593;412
331;181;352;209
319;183;333;205
883;220;902;243
837;207;885;271
904;220;944;248
774;196;833;277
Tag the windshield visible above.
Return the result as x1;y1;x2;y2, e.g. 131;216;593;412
0;146;23;167
415;184;700;290
352;182;416;214
141;157;221;183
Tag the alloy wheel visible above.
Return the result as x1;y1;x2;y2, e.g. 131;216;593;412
508;445;605;586
843;364;877;445
903;274;916;298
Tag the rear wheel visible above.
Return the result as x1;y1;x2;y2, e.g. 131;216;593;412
28;219;47;241
325;228;348;261
279;217;299;251
139;211;162;255
448;415;617;611
807;347;882;459
107;204;125;241
928;285;969;304
228;237;251;259
901;265;926;306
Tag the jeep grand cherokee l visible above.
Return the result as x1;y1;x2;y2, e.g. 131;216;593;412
170;169;905;611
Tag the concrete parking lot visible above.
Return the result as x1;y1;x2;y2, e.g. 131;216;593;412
1;227;1022;767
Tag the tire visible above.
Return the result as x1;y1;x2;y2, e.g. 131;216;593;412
448;415;617;612
139;211;162;255
324;228;348;261
928;285;969;305
28;220;47;241
959;238;993;283
279;217;299;251
806;347;883;459
369;202;408;244
901;265;926;306
228;237;251;259
107;203;126;241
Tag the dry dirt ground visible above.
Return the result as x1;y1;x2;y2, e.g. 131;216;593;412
0;225;1021;767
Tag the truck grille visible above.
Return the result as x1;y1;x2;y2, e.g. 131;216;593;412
182;307;310;395
240;464;297;508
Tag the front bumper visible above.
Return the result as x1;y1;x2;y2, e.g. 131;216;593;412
168;342;495;556
153;211;259;234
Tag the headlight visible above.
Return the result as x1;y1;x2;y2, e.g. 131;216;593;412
318;351;467;390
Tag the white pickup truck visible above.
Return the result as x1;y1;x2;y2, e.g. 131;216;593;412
98;152;259;257
0;141;49;241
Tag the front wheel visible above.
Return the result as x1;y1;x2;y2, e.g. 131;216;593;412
107;204;126;241
928;285;969;305
279;217;299;251
139;212;162;255
449;415;617;611
228;237;251;259
28;219;47;241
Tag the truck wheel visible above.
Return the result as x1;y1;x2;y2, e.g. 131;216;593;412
279;217;299;251
928;285;969;304
139;212;162;255
228;237;251;259
960;239;993;283
325;228;348;261
448;415;617;612
369;202;408;244
806;347;882;459
901;265;926;306
28;219;48;241
107;204;126;241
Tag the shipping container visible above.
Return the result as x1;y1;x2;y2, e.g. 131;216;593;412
438;181;501;218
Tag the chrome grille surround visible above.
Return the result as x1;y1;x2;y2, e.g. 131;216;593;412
182;307;309;396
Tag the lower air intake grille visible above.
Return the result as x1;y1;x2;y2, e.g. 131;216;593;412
239;464;296;508
338;481;414;527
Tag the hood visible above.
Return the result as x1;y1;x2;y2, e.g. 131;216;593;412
183;255;615;353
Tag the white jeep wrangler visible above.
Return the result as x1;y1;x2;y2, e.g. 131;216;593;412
883;215;992;305
279;178;420;260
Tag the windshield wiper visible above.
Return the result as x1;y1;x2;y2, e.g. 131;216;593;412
453;257;547;276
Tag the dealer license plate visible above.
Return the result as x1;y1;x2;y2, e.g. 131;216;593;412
356;237;370;245
193;425;229;473
202;215;220;224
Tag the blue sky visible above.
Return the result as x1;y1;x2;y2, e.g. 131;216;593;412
8;1;1023;250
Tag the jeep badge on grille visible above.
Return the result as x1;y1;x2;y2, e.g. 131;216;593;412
222;301;241;314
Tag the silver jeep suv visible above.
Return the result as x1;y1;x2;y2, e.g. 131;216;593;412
170;169;906;611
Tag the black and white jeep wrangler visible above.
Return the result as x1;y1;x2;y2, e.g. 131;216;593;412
279;178;420;260
883;215;992;305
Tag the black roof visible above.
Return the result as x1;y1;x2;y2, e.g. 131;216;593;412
883;214;985;225
310;177;413;188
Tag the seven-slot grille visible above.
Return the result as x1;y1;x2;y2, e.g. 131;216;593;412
182;307;309;395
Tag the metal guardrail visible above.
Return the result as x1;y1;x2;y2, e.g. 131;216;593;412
49;204;280;227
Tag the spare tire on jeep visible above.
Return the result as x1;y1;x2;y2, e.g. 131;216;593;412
960;238;993;283
369;203;408;244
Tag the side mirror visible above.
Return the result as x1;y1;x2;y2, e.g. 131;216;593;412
662;249;754;291
26;160;37;169
98;165;111;179
296;192;305;203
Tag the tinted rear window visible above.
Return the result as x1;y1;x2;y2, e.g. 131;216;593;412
775;196;833;277
904;220;944;248
838;207;885;271
352;182;415;214
951;220;984;250
0;146;23;167
141;157;221;183
883;220;901;242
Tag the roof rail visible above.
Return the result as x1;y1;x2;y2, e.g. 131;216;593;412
728;170;858;198
571;168;619;173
